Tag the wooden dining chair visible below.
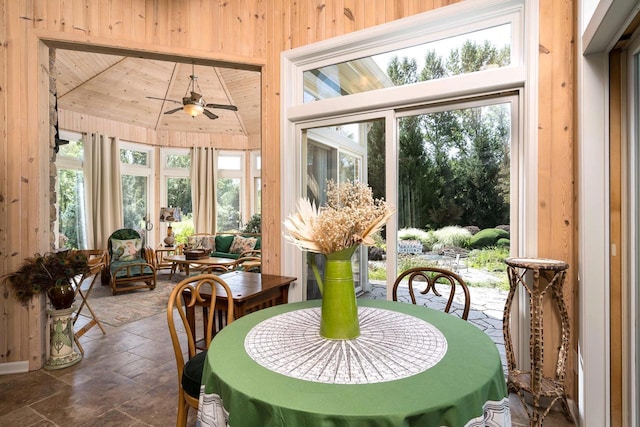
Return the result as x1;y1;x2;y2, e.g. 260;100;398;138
232;255;262;272
392;266;471;320
167;274;234;427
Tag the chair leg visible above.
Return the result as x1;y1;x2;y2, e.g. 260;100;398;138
177;391;189;427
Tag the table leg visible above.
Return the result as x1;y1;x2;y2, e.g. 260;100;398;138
170;262;178;279
72;272;107;355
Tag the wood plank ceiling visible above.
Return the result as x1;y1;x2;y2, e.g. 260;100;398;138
54;49;261;136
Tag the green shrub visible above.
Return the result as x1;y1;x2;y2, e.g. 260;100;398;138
397;256;438;275
433;226;471;248
468;228;510;249
174;222;194;245
370;231;386;249
496;238;510;248
398;228;428;241
243;213;261;233
467;246;510;272
398;228;437;250
368;264;387;281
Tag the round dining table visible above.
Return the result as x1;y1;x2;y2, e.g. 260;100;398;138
198;298;510;427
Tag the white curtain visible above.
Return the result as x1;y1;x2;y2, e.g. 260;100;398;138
84;132;123;249
192;147;216;232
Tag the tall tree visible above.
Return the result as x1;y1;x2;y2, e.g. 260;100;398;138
390;40;511;231
367;120;386;201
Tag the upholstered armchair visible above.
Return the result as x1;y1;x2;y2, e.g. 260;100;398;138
106;228;156;295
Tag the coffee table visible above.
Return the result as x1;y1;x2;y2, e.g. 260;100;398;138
164;254;236;278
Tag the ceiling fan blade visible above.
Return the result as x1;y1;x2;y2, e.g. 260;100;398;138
146;96;182;105
164;107;183;115
205;103;238;111
203;109;219;120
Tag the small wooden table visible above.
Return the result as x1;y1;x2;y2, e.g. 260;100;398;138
184;271;296;348
164;254;236;278
155;245;180;271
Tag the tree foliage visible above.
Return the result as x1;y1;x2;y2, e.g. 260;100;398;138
368;40;511;231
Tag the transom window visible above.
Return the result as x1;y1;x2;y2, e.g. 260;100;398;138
303;24;513;102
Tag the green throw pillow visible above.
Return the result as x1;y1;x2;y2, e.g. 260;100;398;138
215;235;235;253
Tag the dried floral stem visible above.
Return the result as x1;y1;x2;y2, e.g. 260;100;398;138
284;181;395;255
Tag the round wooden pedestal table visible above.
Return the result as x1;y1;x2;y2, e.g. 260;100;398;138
503;257;573;426
44;305;82;370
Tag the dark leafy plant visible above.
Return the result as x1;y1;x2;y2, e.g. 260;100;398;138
243;213;261;233
1;250;89;304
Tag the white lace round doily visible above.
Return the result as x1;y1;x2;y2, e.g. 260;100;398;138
244;306;447;384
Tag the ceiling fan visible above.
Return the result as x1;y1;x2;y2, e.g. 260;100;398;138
147;63;238;120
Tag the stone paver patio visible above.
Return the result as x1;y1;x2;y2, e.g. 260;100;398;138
359;281;509;371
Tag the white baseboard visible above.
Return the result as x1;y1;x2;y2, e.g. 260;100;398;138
0;361;29;375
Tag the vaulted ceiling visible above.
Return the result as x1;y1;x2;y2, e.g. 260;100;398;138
54;49;261;136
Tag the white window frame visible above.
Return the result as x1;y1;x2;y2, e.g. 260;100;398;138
216;150;247;228
160;147;191;244
578;1;640;425
250;150;261;215
160;147;192;207
626;16;640;427
55;129;86;249
119;140;154;236
281;0;537;308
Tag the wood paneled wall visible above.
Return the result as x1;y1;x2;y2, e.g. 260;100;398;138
0;0;267;371
58;110;259;150
536;0;577;396
1;0;579;406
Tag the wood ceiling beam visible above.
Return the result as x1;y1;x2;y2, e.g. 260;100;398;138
213;66;247;136
57;57;128;100
153;63;179;131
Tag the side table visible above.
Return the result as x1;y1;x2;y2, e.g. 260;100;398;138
156;245;180;271
72;249;107;355
503;257;573;426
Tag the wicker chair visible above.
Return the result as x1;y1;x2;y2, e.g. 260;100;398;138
392;266;471;320
106;228;156;295
167;274;234;427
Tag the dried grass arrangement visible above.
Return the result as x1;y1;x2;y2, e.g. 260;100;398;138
284;180;395;255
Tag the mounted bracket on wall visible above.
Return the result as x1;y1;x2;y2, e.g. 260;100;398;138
54;96;69;153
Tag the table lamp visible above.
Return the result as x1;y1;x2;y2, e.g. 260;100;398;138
160;207;181;247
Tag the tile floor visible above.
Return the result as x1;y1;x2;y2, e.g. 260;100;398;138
0;286;575;426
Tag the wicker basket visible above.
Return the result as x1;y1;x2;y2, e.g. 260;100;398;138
184;249;209;260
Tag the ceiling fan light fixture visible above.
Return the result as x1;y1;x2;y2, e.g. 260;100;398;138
183;102;204;117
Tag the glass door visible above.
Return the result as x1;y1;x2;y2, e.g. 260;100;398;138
302;120;378;299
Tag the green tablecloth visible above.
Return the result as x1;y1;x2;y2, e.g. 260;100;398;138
199;299;509;427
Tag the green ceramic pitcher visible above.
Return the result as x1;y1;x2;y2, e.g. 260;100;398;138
310;246;361;340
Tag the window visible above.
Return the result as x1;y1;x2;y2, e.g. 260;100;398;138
120;142;153;235
56;131;87;249
217;151;245;231
282;0;531;306
160;148;192;240
304;24;513;102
